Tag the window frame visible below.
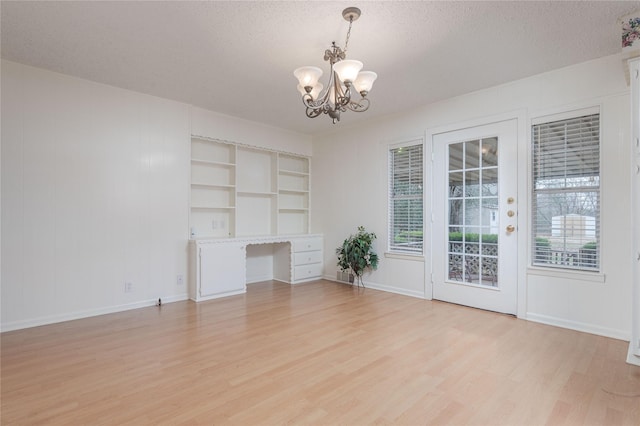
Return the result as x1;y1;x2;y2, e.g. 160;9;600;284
387;139;425;256
530;107;601;273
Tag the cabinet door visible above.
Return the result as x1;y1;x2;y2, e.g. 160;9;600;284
199;243;246;297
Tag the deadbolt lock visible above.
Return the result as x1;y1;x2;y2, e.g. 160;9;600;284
507;210;515;217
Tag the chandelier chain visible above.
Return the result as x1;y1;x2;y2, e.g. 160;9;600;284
344;16;353;54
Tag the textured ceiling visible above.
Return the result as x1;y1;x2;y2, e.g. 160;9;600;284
2;1;638;136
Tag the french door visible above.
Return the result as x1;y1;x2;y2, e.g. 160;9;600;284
432;120;518;314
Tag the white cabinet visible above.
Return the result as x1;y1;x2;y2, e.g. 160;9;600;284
190;138;311;238
291;236;323;284
191;240;246;301
189;235;323;301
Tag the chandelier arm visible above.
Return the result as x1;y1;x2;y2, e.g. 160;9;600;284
346;97;370;112
337;84;352;108
305;107;323;119
302;93;314;107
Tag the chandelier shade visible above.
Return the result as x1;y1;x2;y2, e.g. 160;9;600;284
332;59;363;83
353;71;378;95
293;7;376;124
293;66;323;91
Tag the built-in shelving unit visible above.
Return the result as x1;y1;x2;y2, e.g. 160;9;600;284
277;154;310;235
190;138;310;238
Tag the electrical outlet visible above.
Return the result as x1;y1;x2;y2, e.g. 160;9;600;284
124;282;133;293
177;274;184;286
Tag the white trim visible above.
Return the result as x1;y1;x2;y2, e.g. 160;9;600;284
386;137;424;150
426;110;527;137
323;275;426;299
425;109;527;317
530;105;600;126
526;312;629;341
383;252;425;262
627;346;640;366
527;104;603;273
386;138;425;256
191;134;311;159
527;266;606;283
0;294;190;333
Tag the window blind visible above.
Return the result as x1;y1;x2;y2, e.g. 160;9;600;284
532;113;600;270
389;144;423;253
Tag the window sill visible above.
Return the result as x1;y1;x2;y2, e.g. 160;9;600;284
527;266;605;283
384;252;425;262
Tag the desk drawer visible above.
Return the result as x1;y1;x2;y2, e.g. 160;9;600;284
294;263;323;281
294;250;322;266
293;237;322;252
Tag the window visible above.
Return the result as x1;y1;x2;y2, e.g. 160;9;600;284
532;112;600;271
388;142;423;254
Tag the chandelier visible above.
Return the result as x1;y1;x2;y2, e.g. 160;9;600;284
293;7;377;124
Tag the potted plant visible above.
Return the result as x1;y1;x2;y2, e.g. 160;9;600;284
336;226;379;287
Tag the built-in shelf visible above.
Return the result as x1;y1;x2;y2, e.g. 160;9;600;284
279;208;309;212
191;159;235;167
190;137;310;238
191;206;236;210
279;188;309;194
237;191;278;196
191;183;235;189
279;169;309;177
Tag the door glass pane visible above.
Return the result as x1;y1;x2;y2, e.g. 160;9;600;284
449;254;463;280
466;255;480;283
449;143;464;170
464;199;480;226
482;168;498;196
464;170;480;196
449;200;463;225
449;171;463;197
447;138;499;287
482;137;498;167
465;140;480;169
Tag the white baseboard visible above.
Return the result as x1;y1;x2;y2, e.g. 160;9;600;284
323;275;426;299
526;312;630;341
1;294;190;333
627;344;640;366
246;274;273;284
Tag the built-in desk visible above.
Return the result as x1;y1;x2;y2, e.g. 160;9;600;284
188;234;323;302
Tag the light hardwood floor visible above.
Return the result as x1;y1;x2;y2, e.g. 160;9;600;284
2;280;639;425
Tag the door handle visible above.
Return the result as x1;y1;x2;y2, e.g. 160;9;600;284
506;225;515;233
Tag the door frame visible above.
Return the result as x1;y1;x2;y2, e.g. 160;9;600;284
425;110;528;318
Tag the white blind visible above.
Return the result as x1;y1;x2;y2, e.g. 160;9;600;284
389;144;423;253
532;113;600;270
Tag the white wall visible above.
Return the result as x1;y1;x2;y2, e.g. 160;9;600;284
0;60;311;331
1;60;191;330
192;107;312;157
312;54;633;340
1;54;633;340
